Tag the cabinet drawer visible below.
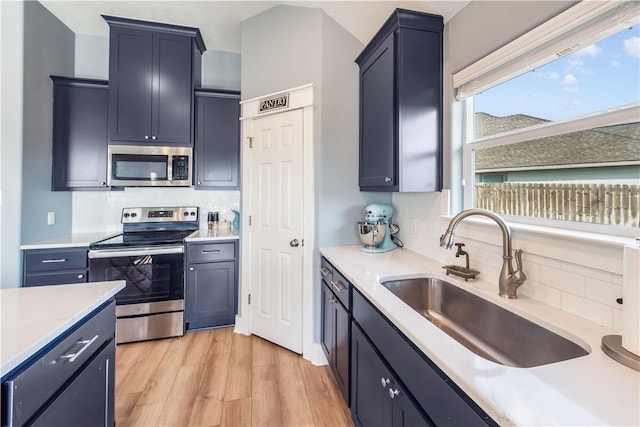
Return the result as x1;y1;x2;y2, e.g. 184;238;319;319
321;258;350;309
24;271;88;287
25;248;87;274
187;242;236;263
3;301;115;426
320;257;334;282
352;288;496;427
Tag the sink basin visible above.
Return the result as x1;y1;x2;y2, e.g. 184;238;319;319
381;277;590;368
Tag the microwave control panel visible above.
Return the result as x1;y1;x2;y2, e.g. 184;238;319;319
172;156;190;181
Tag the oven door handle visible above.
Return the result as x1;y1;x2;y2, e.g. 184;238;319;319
88;246;184;259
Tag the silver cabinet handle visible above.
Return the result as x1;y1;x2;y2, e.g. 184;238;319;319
77;274;84;279
290;239;300;247
189;267;194;271
60;335;99;362
389;388;400;399
328;295;337;304
320;267;330;277
202;250;221;254
385;177;392;183
144;135;150;140
197;181;201;185
331;280;346;292
152;135;157;140
42;259;67;264
381;377;390;387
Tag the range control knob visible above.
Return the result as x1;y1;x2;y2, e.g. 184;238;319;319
183;211;189;217
190;211;196;216
131;213;137;218
123;213;130;218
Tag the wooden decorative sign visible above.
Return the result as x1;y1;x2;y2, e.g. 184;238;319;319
258;93;290;113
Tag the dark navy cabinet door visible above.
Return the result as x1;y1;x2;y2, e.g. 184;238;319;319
108;25;194;146
351;323;393;427
321;281;334;361
51;77;108;190
153;32;193;144
186;261;236;329
356;9;444;192
351;323;430;427
321;279;350;404
194;91;240;189
359;34;396;189
108;26;154;143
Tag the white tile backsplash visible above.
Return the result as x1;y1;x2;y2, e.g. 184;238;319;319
72;188;240;232
392;192;630;331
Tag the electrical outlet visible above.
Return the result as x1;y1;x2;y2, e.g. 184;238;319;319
47;212;55;225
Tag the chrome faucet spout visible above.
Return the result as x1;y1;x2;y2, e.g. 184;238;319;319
440;209;526;299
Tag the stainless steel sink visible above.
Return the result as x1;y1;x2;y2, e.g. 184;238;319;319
381;277;590;368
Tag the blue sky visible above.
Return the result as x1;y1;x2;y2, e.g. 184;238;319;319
475;24;640;122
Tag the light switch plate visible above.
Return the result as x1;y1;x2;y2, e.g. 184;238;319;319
47;211;55;225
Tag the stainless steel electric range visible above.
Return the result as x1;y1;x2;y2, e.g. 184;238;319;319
89;206;198;344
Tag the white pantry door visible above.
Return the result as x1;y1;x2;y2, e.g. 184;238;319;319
249;108;304;353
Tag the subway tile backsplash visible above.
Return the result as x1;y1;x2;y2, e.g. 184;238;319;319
393;192;624;331
72;188;240;232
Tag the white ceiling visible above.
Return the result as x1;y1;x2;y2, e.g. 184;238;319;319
38;1;471;53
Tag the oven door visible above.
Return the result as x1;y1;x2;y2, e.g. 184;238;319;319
88;246;184;305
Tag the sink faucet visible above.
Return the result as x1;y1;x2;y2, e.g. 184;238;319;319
440;209;526;299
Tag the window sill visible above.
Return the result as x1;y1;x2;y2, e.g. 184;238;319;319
440;214;638;273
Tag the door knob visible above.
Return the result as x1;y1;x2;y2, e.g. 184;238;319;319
290;239;300;247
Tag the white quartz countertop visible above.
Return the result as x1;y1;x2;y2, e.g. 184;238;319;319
0;281;125;379
20;232;118;250
185;228;239;242
320;245;640;427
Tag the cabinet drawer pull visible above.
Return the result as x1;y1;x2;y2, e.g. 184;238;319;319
328;295;337;304
60;335;99;363
331;280;346;292
41;259;67;264
320;267;330;277
381;377;390;387
77;274;84;279
385;177;392;183
389;388;400;399
202;250;221;254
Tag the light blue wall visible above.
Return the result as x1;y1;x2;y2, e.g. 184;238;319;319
1;0;25;288
21;1;75;245
75;34;109;79
241;5;390;250
202;50;240;91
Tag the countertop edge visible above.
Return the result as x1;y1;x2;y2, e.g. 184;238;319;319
0;281;125;379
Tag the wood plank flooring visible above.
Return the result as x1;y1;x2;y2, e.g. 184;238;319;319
115;328;353;427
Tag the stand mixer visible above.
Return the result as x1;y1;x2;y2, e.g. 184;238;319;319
357;204;398;253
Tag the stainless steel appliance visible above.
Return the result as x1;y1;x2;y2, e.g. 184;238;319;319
89;206;198;343
107;145;192;187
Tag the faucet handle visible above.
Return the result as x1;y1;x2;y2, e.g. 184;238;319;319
454;243;465;249
513;249;526;281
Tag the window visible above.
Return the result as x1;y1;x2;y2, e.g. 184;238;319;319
455;2;640;232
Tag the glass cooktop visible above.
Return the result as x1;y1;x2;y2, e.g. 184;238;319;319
91;230;195;249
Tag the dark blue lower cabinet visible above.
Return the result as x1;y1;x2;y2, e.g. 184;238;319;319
351;323;430;427
186;260;236;329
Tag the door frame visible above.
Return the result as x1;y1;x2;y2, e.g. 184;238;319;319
236;84;324;364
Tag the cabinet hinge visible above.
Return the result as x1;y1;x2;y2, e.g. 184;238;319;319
248;294;251;305
248;137;253;149
248;215;252;226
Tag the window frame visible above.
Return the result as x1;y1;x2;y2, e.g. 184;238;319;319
462;99;639;238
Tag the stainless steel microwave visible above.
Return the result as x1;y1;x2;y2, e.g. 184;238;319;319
107;145;192;187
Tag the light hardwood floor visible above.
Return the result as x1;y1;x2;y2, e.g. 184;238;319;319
115;327;353;427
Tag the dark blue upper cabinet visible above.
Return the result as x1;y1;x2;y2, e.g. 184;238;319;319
356;9;444;192
104;16;205;146
50;76;109;191
194;90;240;189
